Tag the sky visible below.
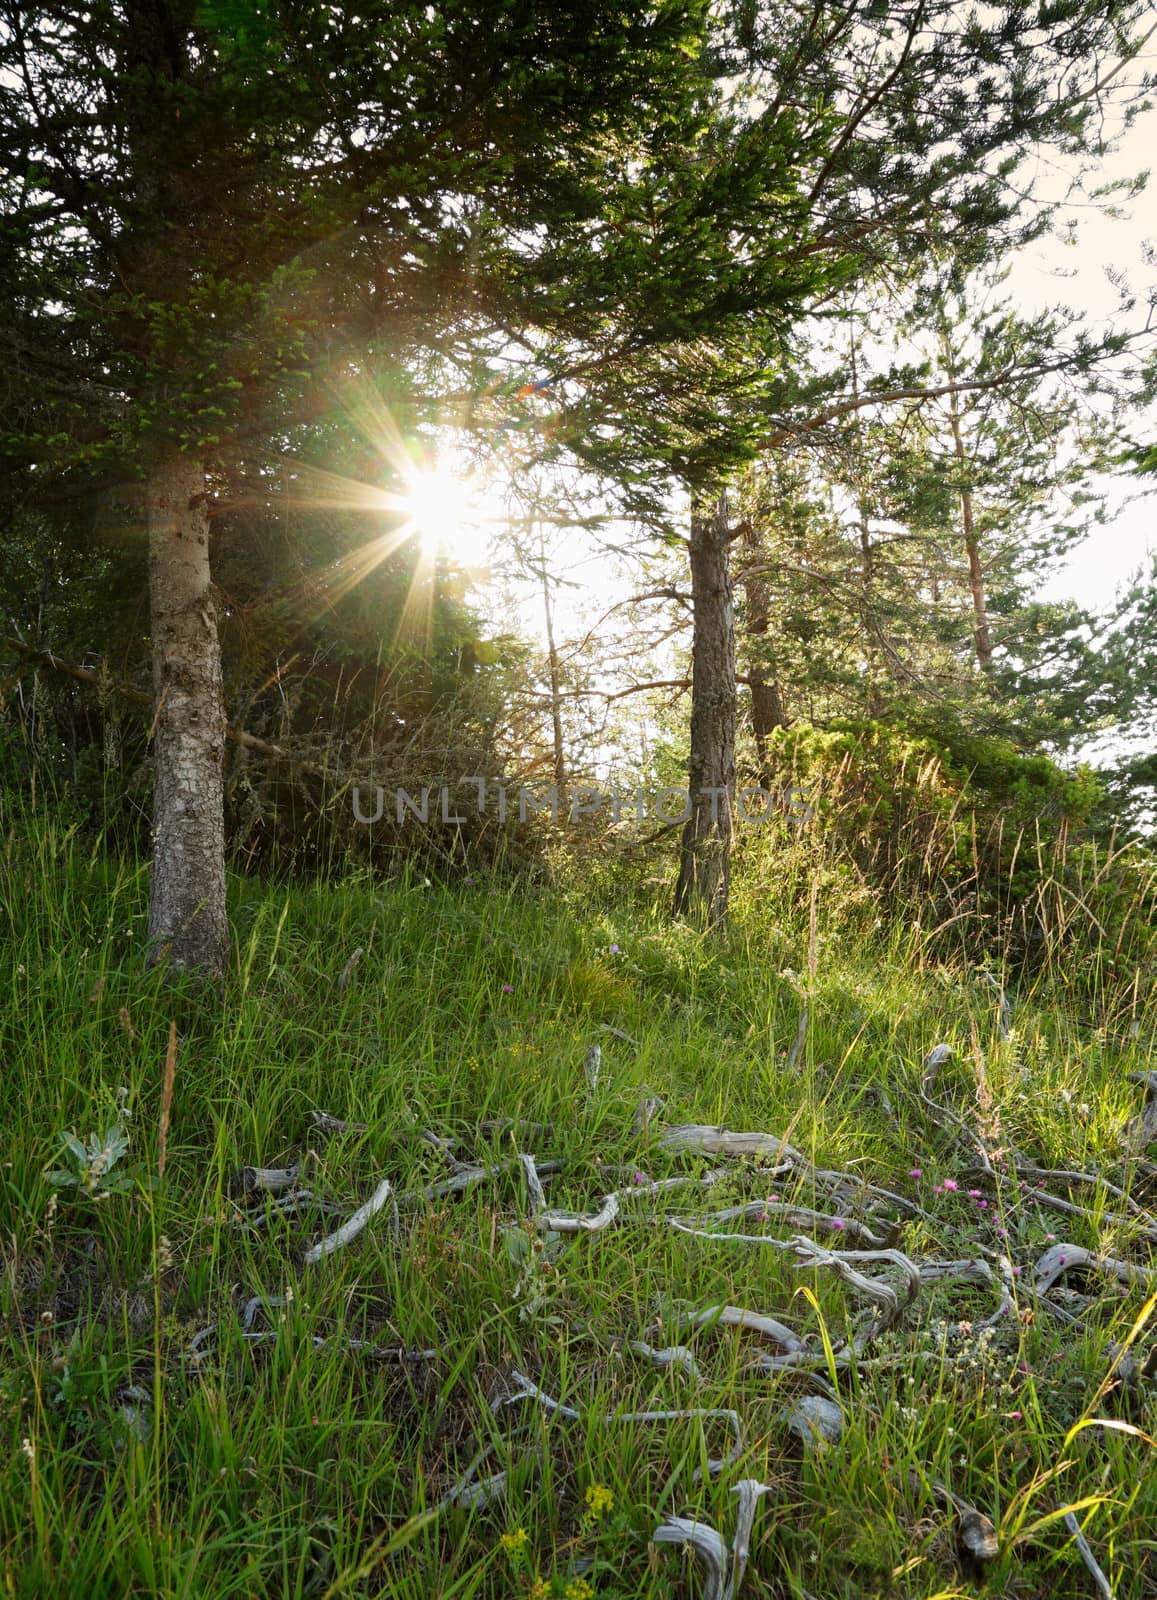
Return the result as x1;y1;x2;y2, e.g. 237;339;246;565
438;84;1157;773
1007;101;1156;611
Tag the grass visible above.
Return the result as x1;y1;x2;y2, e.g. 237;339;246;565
0;809;1155;1598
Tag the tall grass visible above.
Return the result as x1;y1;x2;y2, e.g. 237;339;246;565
0;792;1154;1598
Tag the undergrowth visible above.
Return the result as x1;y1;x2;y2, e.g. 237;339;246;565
0;808;1154;1598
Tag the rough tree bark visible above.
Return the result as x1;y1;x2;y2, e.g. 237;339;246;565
145;452;229;977
948;400;994;668
740;518;788;786
673;490;735;930
539;530;567;803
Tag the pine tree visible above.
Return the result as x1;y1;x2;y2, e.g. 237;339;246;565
0;0;711;973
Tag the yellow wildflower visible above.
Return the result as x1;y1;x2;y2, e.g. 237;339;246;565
584;1483;615;1518
564;1581;594;1600
500;1527;529;1554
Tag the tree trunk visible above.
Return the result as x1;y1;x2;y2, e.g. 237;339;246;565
539;532;567;801
947;405;993;668
145;452;229;977
740;519;787;786
673;490;735;929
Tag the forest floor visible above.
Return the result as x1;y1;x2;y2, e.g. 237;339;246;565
1;818;1155;1599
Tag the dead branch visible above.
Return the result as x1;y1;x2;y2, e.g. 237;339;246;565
1063;1511;1115;1600
303;1177;393;1265
1033;1243;1157;1295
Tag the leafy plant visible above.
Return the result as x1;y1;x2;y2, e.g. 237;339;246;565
45;1115;133;1199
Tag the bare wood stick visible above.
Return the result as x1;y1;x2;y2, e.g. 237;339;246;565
659;1125;804;1162
337;947;364;990
1033;1242;1157;1295
238;1162;300;1194
583;1044;602;1091
539;1192;620;1233
675;1199;886;1247
919;1084;994;1174
444;1467;509;1510
809;1167;941;1226
921;1043;954;1088
731;1488;773;1600
407;1158;562;1204
628;1341;701;1381
1063;1511;1115;1600
529;1166;730;1234
479;1117;553;1139
789;1239;921;1337
634;1095;665;1134
617;1168;731;1197
1018;1184;1156;1238
237;1189;350;1231
683;1303;803;1353
1004;1163;1149;1218
652;1516;728;1600
917;1257;1015;1329
303;1178;392;1265
309;1109;368;1134
522;1151;631;1231
518;1153;547;1215
496;1370;744;1475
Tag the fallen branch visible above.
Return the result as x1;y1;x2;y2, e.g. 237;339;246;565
659;1125;804;1163
674;1199;884;1247
1002;1163;1150;1220
584;1044;602;1091
1032;1242;1157;1295
790;1239;921;1339
303;1177;393;1265
728;1480;773;1600
495;1369;744;1476
918;1257;1015;1330
539;1191;620;1233
1063;1511;1115;1600
653;1515;728;1600
782;1394;843;1448
309;1109;368;1134
681;1303;804;1354
628;1341;701;1381
238;1162;301;1195
1017;1183;1157;1239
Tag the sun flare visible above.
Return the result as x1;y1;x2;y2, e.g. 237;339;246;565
398;464;487;565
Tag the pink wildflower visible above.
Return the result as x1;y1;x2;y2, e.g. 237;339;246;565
942;1178;958;1192
908;1168;923;1179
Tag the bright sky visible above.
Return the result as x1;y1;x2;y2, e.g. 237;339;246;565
430;88;1157;777
1008;101;1157;611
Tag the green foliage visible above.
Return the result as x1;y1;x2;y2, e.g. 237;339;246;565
45;1115;134;1200
0;802;1155;1596
746;714;1157;981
